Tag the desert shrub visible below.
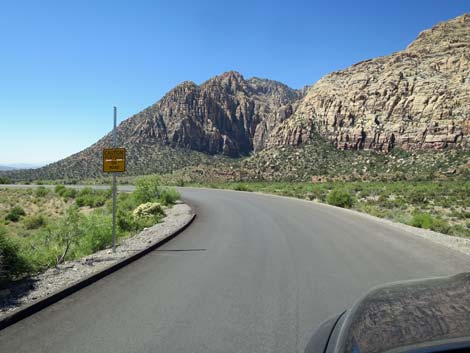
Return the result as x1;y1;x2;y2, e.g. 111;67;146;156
5;206;26;222
449;210;470;220
233;183;252;192
45;206;83;264
159;188;180;206
429;217;451;234
407;189;428;204
114;194;140;231
0;226;31;282
54;184;66;195
0;176;12;184
24;214;47;230
410;212;433;229
357;204;389;218
326;189;354;208
117;209;138;232
450;224;470;238
61;188;77;199
35;186;48;197
410;212;450;234
78;187;94;196
73;211;113;256
377;193;389;203
116;192;137;210
358;189;372;198
133;202;164;219
75;188;110;208
134;175;163;203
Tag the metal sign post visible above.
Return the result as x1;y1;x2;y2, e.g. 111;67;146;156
102;108;126;253
112;107;117;253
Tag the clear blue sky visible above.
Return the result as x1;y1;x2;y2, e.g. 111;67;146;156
0;0;468;164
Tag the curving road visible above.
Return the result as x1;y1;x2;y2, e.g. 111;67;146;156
1;187;470;353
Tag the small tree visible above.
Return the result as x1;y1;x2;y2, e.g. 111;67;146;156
47;206;83;265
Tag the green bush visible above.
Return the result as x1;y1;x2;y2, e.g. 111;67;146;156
114;194;140;231
78;187;93;196
429;217;451;234
116;192;137;211
450;224;470;238
61;188;77;199
54;184;66;195
73;212;113;257
45;206;84;264
326;189;354;208
24;214;47;230
134;175;163;203
410;212;433;229
233;183;252;192
0;176;12;184
35;186;49;197
410;212;451;234
159;188;180;205
117;209;138;232
5;206;26;222
75;194;106;208
0;226;31;282
75;188;110;208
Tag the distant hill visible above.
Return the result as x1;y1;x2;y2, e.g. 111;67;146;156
3;14;469;182
0;162;52;171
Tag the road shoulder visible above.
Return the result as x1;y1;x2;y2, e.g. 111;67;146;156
0;203;196;330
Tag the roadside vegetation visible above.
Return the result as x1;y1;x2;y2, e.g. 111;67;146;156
0;176;12;184
0;176;179;284
192;180;469;238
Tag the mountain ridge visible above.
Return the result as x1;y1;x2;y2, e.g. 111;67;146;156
2;14;469;181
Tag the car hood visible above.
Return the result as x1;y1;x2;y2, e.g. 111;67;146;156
331;272;470;353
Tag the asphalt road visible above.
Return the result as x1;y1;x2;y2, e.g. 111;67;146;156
1;187;470;353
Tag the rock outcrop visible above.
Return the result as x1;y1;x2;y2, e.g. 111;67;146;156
268;13;470;152
119;71;302;157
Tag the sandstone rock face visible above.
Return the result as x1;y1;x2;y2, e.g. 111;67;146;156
268;14;470;152
120;71;302;157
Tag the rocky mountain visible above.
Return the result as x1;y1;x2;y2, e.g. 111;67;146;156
267;14;470;152
100;71;303;157
2;14;468;181
4;72;303;180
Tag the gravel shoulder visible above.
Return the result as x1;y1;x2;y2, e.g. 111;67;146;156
0;203;194;319
348;207;470;256
257;190;470;257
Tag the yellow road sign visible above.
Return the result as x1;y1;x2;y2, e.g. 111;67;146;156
103;148;126;173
